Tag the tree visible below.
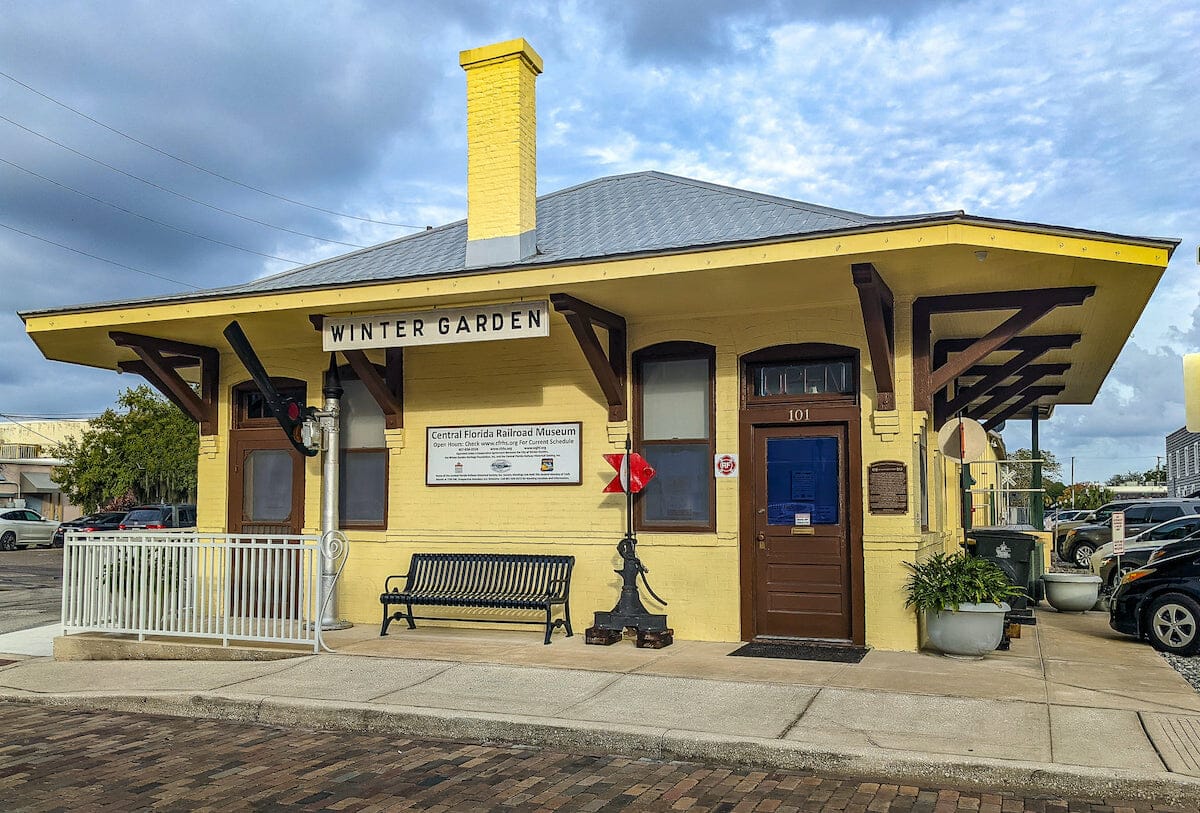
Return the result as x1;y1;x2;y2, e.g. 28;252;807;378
1059;483;1112;510
1004;448;1062;510
1043;479;1067;506
52;386;198;513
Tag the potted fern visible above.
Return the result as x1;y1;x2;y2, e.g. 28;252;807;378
904;552;1025;658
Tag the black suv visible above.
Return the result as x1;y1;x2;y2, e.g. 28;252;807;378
52;511;127;547
1110;544;1200;656
119;504;197;530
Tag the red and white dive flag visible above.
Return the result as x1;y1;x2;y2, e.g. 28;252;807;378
603;453;656;494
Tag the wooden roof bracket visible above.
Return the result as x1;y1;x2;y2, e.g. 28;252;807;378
939;353;1075;425
913;287;1093;413
983;386;1066;431
967;369;1065;421
550;293;627;422
110;331;219;435
851;263;896;411
343;348;404;430
309;314;403;429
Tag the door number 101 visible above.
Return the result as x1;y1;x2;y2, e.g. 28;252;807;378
788;408;810;421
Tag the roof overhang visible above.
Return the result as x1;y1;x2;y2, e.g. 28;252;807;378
21;219;1176;419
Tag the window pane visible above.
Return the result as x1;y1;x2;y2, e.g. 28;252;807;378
642;358;709;440
754;361;853;397
340;451;387;524
765;436;839;526
639;444;710;525
244;449;293;523
340;379;386;449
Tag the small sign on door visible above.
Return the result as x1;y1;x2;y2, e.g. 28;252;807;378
794;512;811;526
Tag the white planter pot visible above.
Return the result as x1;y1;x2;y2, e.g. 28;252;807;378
926;602;1010;659
1041;573;1101;613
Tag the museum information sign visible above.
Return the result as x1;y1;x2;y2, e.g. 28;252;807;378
427;422;582;485
323;300;550;351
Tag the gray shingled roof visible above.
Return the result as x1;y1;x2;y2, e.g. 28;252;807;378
23;171;962;315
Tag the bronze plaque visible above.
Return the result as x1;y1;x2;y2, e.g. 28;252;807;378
868;461;908;515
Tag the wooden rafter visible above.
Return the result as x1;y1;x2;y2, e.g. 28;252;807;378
550;293;627;422
851;263;896;411
941;360;1071;422
343;348;405;430
983;386;1065;431
110;332;219;435
310;314;404;429
967;369;1063;420
913;288;1093;412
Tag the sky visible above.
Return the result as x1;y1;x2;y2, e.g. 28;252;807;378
0;0;1197;484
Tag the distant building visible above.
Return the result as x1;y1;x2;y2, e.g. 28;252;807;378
1166;426;1200;498
0;419;89;520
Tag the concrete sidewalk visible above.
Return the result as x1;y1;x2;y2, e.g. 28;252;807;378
2;612;1200;806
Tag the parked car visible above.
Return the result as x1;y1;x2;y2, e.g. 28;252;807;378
1146;533;1200;566
0;508;57;550
1050;509;1090;524
118;504;197;531
1060;500;1200;568
1089;514;1200;591
1110;546;1200;656
52;511;128;547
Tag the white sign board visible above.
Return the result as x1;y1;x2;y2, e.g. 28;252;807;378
324;300;550;351
1112;510;1126;555
714;454;738;478
426;422;581;485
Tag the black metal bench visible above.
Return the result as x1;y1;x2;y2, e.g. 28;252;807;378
380;553;575;644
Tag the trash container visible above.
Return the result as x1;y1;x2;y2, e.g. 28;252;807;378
964;528;1041;610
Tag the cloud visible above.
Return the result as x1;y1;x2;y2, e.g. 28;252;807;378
1;0;1197;487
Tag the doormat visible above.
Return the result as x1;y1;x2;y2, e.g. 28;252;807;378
728;641;869;663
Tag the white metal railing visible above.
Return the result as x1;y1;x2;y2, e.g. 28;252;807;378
62;532;325;652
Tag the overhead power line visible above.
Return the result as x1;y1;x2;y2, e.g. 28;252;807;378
0;68;425;230
0;113;367;248
0;157;303;265
0;220;201;289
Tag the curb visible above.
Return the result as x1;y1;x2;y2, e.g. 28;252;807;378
6;692;1200;806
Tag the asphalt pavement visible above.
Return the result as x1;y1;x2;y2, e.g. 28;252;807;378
0;546;61;635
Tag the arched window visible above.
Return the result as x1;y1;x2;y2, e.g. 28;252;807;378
633;342;716;532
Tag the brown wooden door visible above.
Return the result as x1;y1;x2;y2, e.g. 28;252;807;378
227;431;306;617
751;423;852;641
228;431;305;537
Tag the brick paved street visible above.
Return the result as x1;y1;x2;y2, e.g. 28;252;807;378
0;703;1193;813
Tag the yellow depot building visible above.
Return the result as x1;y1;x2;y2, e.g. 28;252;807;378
21;40;1178;651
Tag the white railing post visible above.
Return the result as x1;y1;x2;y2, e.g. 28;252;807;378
61;532;322;650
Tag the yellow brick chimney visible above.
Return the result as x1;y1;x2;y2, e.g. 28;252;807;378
460;38;543;268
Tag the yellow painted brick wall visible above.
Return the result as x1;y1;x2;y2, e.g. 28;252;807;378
198;281;967;651
462;42;539;242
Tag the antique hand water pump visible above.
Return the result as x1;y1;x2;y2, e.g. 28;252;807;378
585;438;673;648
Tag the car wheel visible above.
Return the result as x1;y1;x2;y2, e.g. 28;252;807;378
1146;593;1200;657
1071;542;1096;569
0;532;16;552
1108;565;1136;593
